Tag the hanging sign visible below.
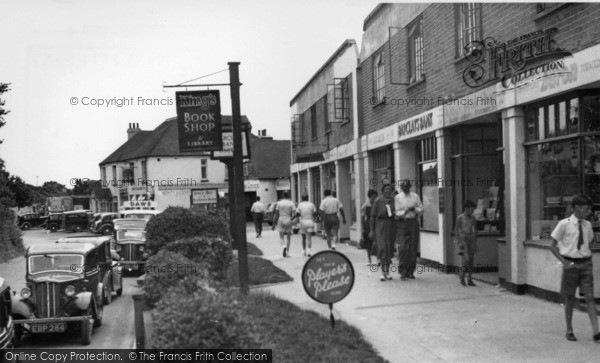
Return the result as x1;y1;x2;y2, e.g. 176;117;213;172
302;250;354;328
176;90;223;152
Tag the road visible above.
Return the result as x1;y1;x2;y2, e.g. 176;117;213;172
0;228;138;348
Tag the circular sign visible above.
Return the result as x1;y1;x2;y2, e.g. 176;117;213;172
302;250;354;304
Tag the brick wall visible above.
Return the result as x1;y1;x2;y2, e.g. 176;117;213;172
360;2;600;137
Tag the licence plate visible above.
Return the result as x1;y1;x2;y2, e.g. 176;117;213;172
31;323;66;333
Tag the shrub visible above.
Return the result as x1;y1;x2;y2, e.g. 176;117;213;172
145;207;230;254
0;207;24;262
151;286;259;349
143;250;207;307
163;236;232;282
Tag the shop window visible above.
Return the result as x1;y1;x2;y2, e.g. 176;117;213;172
407;16;424;84
418;137;438;232
371;148;394;185
525;92;600;241
455;3;482;57
373;53;385;103
451;122;504;235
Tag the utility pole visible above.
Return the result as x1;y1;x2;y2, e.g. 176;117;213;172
229;62;249;294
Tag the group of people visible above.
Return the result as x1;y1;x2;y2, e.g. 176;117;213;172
250;190;346;258
361;179;425;281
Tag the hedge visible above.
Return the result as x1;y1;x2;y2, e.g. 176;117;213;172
163;236;232;282
151;285;259;349
143;250;207;307
145;207;230;254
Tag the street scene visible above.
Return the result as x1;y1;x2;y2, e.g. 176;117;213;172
2;1;600;362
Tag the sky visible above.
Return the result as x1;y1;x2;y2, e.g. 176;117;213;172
0;0;380;187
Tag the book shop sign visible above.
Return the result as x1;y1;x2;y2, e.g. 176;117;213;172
176;90;223;152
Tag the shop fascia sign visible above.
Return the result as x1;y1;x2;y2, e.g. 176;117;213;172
397;107;442;141
367;124;397;151
276;178;291;191
122;201;157;209
462;28;571;89
244;180;259;192
192;189;218;204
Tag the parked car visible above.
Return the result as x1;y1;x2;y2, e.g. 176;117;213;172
0;278;15;353
17;213;45;230
44;212;63;232
89;213;119;235
62;211;90;233
112;218;149;271
11;236;122;345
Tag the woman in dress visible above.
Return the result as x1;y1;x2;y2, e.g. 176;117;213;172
369;184;396;281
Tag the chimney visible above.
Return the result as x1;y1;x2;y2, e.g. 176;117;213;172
127;123;141;140
258;129;272;140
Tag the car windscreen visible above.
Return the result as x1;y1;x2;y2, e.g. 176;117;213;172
116;230;146;241
29;254;84;274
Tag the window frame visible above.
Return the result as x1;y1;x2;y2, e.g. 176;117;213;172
455;3;482;57
407;16;425;84
372;52;386;103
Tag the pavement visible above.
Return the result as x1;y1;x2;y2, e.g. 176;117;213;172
247;224;600;363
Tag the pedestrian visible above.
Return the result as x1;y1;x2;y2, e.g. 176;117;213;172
250;196;266;238
361;189;378;264
369;184;395;281
319;189;346;250
272;191;296;258
455;199;478;286
295;195;317;256
549;194;600;342
395;179;423;280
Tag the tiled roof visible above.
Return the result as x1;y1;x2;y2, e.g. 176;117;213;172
100;116;250;164
246;137;291;179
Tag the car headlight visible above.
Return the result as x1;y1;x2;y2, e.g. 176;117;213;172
20;288;31;299
115;245;122;252
65;285;75;297
138;245;145;252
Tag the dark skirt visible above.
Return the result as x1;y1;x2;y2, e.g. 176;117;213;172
374;218;394;265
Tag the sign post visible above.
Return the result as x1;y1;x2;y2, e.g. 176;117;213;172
170;63;249;295
302;251;355;328
229;62;249;295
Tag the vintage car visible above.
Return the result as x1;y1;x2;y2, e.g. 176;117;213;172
17;213;46;230
119;209;161;221
0;278;15;353
112;218;149;271
44;212;63;232
62;211;91;233
11;236;122;345
89;213;119;235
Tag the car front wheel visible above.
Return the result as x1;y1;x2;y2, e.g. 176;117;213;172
21;222;31;230
81;306;94;345
102;226;112;235
94;296;103;327
103;283;112;305
49;224;59;232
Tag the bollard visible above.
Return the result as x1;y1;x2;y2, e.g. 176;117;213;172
132;294;145;349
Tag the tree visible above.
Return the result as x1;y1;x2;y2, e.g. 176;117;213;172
0;83;10;145
72;178;93;195
41;181;68;196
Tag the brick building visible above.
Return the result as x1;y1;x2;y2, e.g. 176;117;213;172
290;39;361;241
291;3;600;301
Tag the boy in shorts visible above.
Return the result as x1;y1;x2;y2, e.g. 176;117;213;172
550;194;600;342
455;199;478;286
272;191;296;257
295;195;317;256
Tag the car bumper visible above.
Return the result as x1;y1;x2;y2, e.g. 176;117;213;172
13;315;92;325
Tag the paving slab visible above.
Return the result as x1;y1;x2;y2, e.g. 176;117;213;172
248;224;600;362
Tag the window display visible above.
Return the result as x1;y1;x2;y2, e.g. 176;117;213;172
525;92;600;242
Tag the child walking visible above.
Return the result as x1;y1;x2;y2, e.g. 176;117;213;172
455;200;478;286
